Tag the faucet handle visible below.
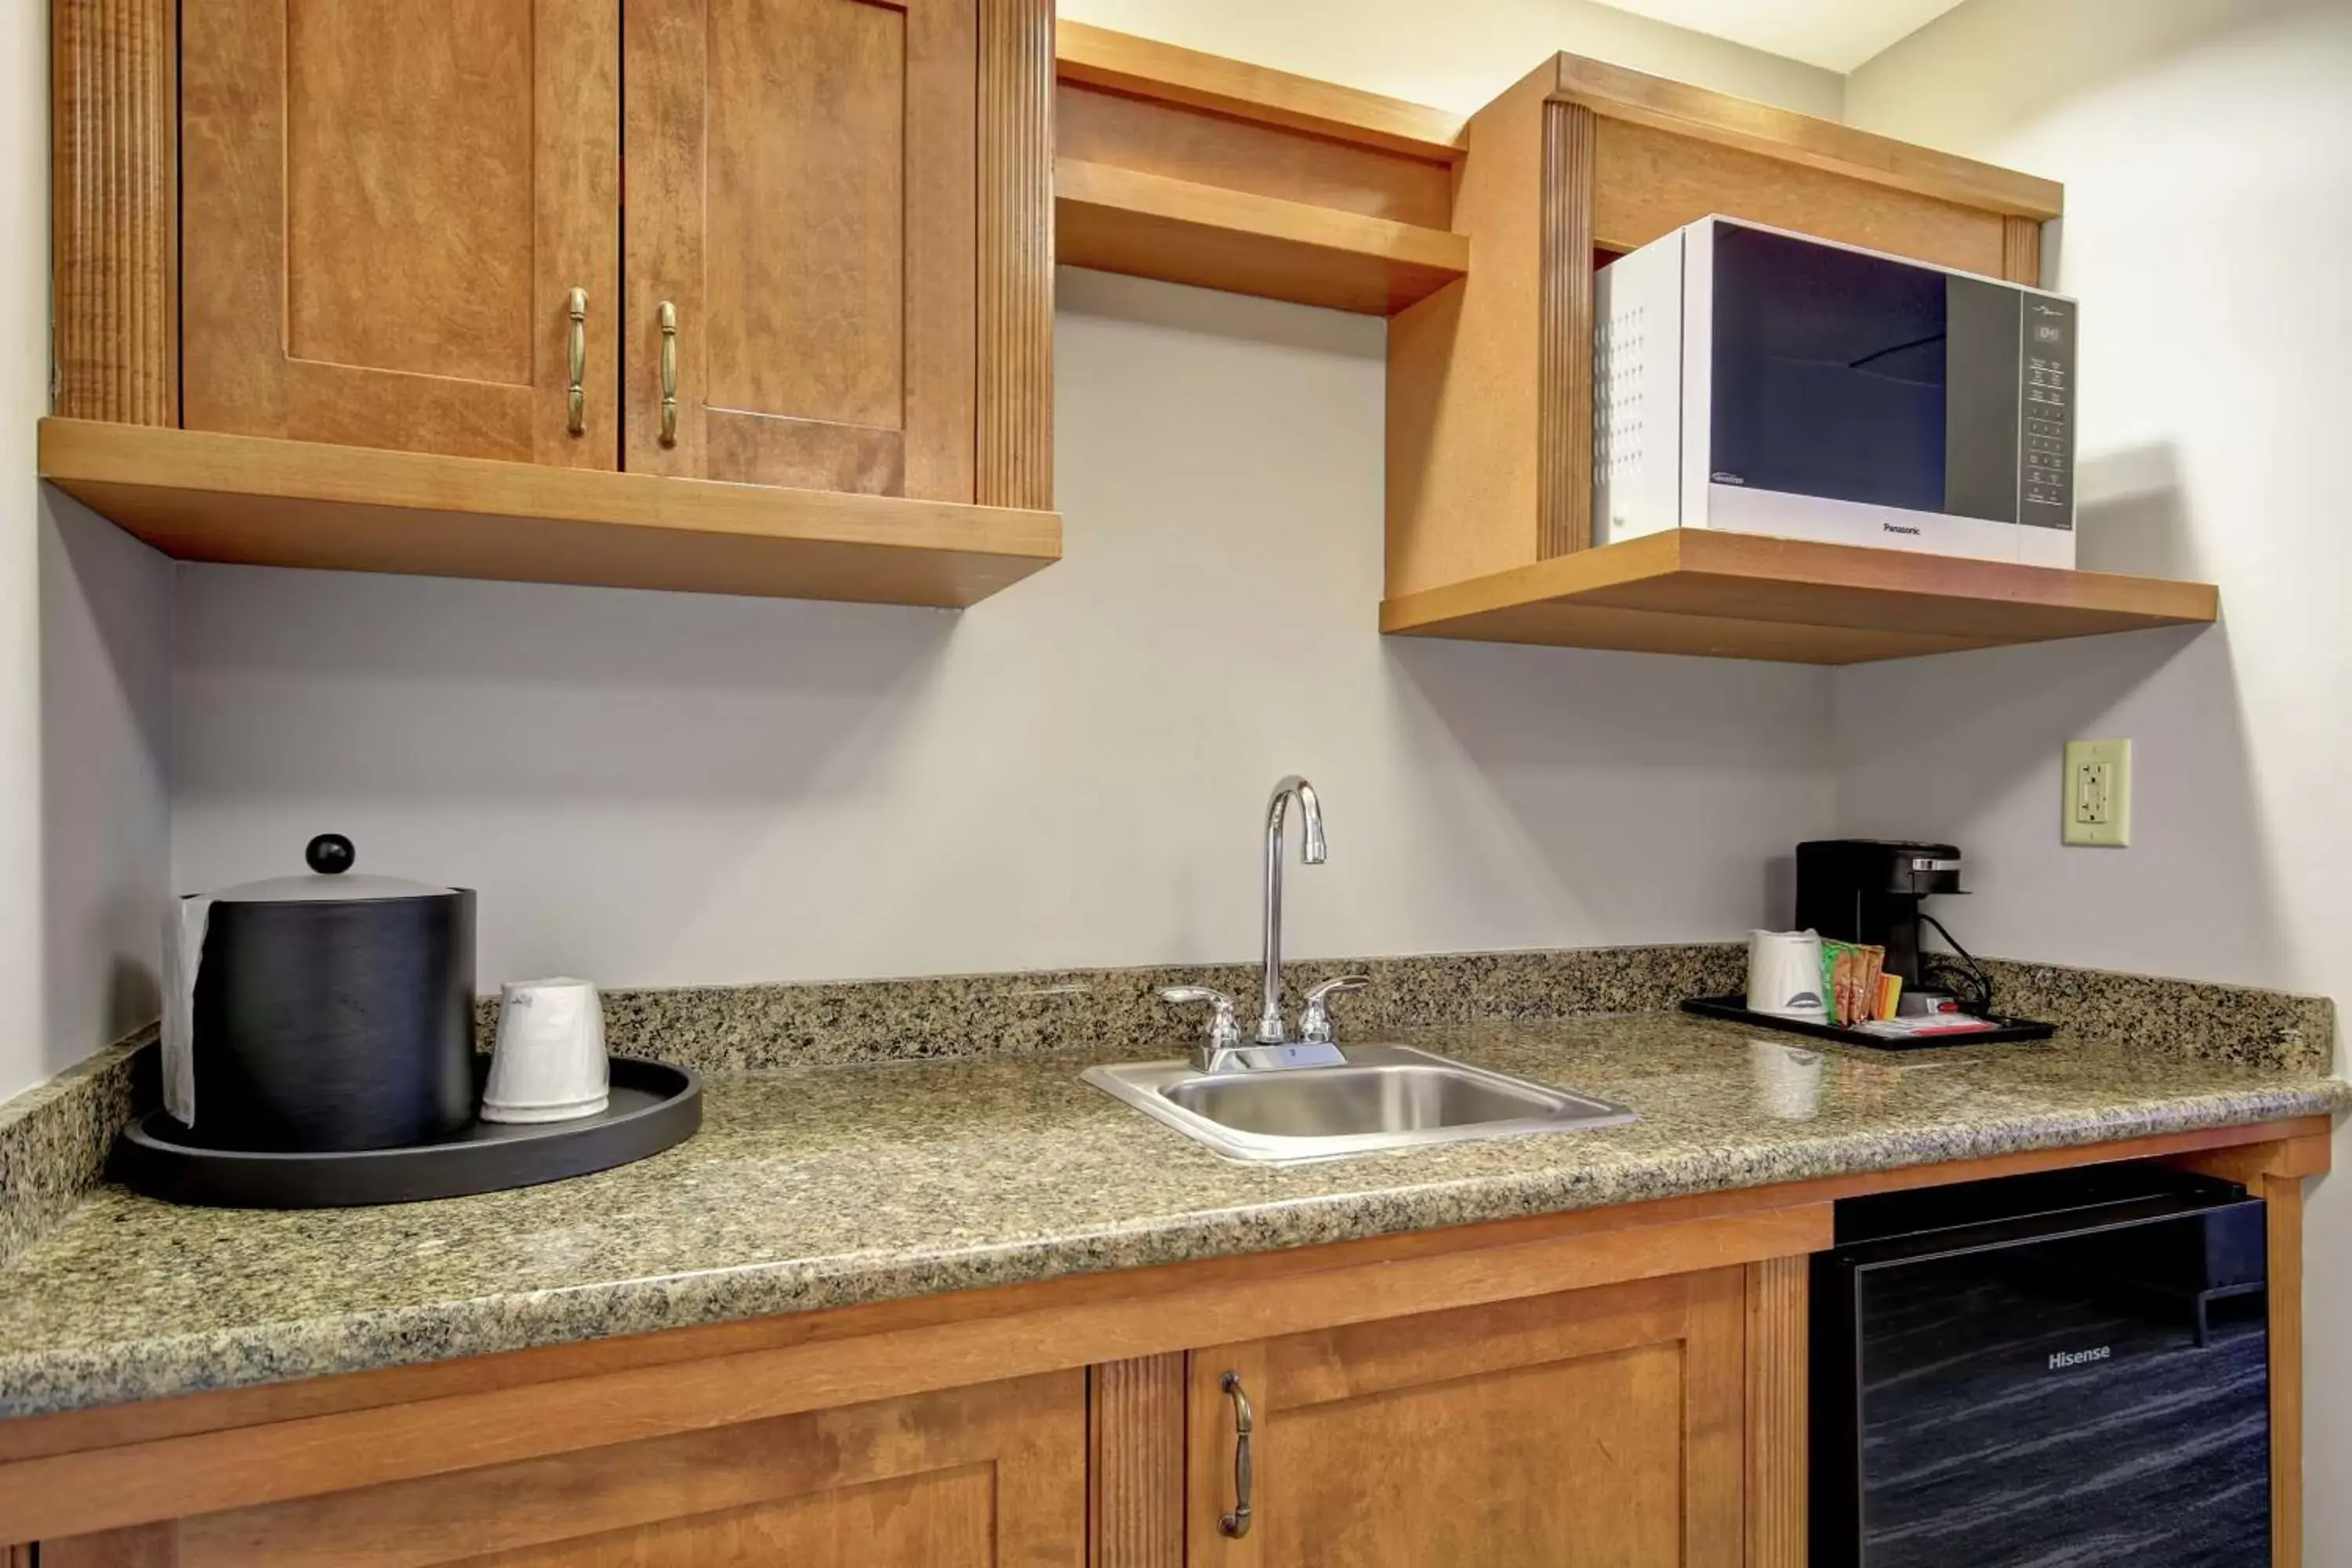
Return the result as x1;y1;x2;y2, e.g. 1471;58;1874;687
1160;986;1244;1052
1298;974;1370;1045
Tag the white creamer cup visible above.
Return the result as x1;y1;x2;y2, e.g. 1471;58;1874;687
1746;929;1828;1020
482;978;610;1123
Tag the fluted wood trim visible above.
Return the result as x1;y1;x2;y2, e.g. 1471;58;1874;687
1088;1353;1184;1568
2002;216;2042;287
978;0;1054;510
1744;1254;1808;1568
1537;100;1595;558
52;0;179;425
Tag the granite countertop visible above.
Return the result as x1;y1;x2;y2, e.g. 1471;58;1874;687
0;1011;2342;1418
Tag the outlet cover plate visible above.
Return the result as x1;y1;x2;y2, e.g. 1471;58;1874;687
2063;738;2132;847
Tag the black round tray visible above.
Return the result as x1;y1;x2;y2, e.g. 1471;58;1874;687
113;1056;702;1208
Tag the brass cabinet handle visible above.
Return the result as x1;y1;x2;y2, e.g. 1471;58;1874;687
565;288;587;436
1218;1370;1254;1538
658;300;678;447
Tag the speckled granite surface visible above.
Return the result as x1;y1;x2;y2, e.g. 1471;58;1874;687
0;1009;2339;1417
470;943;1748;1069
1976;958;2331;1073
0;1031;149;1271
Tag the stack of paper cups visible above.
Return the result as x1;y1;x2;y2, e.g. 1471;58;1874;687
482;978;610;1123
1746;930;1828;1021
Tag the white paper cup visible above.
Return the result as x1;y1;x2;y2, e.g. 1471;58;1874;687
482;978;609;1123
1746;929;1828;1020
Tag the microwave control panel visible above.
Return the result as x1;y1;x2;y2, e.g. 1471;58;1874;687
2020;296;2077;527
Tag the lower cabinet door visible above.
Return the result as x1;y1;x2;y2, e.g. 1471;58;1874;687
1185;1269;1747;1567
43;1369;1086;1567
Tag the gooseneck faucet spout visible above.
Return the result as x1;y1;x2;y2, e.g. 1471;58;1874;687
1258;775;1327;1044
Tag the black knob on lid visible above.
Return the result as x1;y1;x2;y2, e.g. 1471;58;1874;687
305;833;356;875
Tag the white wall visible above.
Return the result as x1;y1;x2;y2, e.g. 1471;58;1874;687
1840;1;2352;1555
1062;0;1842;117
174;272;1834;989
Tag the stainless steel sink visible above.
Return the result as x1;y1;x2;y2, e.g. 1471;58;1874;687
1083;1045;1635;1163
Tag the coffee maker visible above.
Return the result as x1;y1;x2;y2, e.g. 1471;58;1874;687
1794;840;1963;989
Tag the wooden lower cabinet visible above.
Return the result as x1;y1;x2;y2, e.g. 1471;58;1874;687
42;1370;1087;1567
1185;1269;1748;1567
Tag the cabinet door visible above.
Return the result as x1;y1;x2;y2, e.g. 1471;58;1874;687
623;0;978;500
1185;1269;1747;1567
180;0;621;465
42;1370;1085;1567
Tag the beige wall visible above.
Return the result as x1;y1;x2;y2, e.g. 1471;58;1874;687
1061;0;1842;116
1840;1;2352;1556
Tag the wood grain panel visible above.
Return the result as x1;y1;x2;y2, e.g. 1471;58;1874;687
1056;160;1467;316
1381;528;2220;662
1385;60;1554;599
1056;84;1451;229
979;0;1054;510
42;1373;1083;1568
1537;100;1595;558
1592;116;2006;276
1091;1354;1185;1568
2004;214;2044;286
1054;20;1465;159
1745;1255;1807;1568
38;419;1058;608
51;0;177;425
1549;49;2062;220
627;0;978;500
282;4;533;383
1189;1269;1747;1566
180;0;618;465
41;1526;177;1568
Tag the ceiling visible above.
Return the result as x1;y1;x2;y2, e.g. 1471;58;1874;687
1589;0;1971;72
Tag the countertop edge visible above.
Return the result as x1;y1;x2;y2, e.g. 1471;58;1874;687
2;1077;2339;1419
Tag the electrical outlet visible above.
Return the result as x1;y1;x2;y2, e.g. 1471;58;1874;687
2063;739;2132;847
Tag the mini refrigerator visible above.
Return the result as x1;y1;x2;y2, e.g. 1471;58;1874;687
1813;1163;2270;1566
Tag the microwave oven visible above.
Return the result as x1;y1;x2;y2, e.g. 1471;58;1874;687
1595;215;2075;567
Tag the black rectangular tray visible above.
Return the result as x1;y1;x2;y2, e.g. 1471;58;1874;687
1680;995;2055;1051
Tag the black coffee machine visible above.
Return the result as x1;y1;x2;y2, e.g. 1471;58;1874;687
1795;840;1964;989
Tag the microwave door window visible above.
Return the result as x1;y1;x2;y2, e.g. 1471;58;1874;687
1711;224;1948;514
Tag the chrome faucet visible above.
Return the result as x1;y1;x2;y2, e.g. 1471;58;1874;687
1256;775;1326;1043
1159;775;1368;1071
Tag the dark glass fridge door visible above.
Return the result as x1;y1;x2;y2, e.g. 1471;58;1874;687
1817;1171;2269;1568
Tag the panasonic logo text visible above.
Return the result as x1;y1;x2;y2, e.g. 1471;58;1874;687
1881;522;1922;536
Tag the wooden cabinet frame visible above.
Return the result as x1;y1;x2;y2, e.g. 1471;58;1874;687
47;0;1058;606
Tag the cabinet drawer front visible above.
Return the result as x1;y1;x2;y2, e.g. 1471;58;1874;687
626;0;979;501
47;1370;1083;1568
1188;1269;1746;1567
181;0;620;466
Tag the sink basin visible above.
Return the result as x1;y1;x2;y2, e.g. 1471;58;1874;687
1083;1045;1635;1163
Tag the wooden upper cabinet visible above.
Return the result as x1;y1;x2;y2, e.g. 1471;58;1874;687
1185;1269;1748;1566
179;0;622;467
624;0;981;502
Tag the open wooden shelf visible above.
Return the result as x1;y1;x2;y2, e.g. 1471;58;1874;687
1053;24;1468;316
37;419;1062;607
1378;530;2220;664
1055;159;1469;314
